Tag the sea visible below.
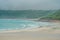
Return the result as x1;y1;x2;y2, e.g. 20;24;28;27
0;19;59;32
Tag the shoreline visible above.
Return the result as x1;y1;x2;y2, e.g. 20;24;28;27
0;27;60;40
0;19;60;33
0;27;60;34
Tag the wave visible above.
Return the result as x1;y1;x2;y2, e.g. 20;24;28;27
0;19;60;33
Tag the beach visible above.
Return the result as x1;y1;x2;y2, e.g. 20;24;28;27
0;27;60;40
0;19;60;40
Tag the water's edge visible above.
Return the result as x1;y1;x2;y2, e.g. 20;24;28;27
0;19;60;33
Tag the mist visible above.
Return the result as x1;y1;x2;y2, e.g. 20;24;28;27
0;0;60;10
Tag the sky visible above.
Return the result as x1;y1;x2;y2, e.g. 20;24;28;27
0;0;60;10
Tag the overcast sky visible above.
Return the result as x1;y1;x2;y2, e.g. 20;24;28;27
0;0;60;10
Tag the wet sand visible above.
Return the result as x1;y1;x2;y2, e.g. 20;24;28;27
0;27;60;40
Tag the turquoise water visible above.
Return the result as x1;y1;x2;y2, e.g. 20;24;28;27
0;19;58;31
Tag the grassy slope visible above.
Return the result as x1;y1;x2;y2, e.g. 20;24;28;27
0;10;54;19
44;10;60;20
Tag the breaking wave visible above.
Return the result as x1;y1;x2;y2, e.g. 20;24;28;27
0;19;60;32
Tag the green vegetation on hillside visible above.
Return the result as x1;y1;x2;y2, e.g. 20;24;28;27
0;10;54;19
44;10;60;20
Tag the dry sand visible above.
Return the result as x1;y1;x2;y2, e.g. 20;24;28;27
0;27;60;40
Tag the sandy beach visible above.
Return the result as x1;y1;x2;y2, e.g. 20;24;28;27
0;27;60;40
